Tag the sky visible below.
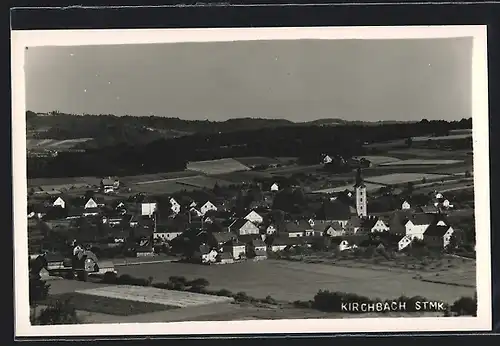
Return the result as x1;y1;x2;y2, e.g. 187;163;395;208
25;38;473;122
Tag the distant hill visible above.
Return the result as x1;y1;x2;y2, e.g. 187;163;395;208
24;110;424;149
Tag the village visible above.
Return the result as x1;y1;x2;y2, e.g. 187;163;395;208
27;162;473;268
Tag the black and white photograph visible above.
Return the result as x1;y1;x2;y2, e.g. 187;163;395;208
11;26;491;337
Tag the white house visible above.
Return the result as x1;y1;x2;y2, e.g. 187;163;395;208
401;200;411;210
84;198;98;209
337;240;351;252
264;224;277;235
367;219;390;233
404;214;445;240
141;202;157;217
224;241;247;260
154;231;183;242
398;235;413;251
244;210;264;224
53;197;66;209
169;198;181;214
323;155;333;164
442;199;454;209
435;192;444;200
229;219;260;236
200;201;217;216
270;183;279;192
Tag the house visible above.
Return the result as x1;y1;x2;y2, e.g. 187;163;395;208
316;200;353;227
136;245;155;257
141;197;157;217
169;198;181;214
361;217;389;233
401;200;411;210
223;240;247;260
82;207;100;217
228;218;260;236
345;216;364;235
101;178;116;193
209;232;237;250
405;213;447;240
247;239;268;259
193;244;218;264
388;210;413;236
84;198;98;209
329;237;352;252
442;199;454;209
323;155;333;164
268;237;305;252
52;197;66;209
423;225;455;249
278;221;310;238
154;223;184;243
102;214;125;227
322;222;345;237
262;222;278;236
270;183;279;192
199;201;218;216
418;205;440;214
217;251;234;264
398;235;413;251
244;210;264;224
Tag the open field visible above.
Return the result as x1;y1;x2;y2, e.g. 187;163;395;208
233;156;280;167
357;156;401;165
412;134;472;142
120;170;200;184
187;158;251;175
131;181;199;194
174;176;234;189
264;164;324;176
211;171;274;183
41;292;175;316
28;176;101;188
116;260;474;303
388;148;471;160
365;173;450;185
312;182;385;194
26;138;93;150
76;285;234;308
380;159;463;166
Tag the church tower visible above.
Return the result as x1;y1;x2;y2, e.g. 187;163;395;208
354;168;367;218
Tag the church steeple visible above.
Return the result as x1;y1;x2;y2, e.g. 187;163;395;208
354;168;365;188
354;167;367;218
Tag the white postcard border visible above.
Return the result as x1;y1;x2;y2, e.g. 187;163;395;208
11;25;491;337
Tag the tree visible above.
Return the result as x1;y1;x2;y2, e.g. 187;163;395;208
405;137;413;148
406;182;414;194
465;170;472;178
33;299;82;325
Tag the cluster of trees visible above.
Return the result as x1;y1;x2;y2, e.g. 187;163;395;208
296;290;477;316
29;272;80;325
28;116;472;178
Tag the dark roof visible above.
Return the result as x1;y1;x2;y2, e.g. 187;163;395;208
279;220;310;233
361;217;379;229
348;216;364;227
238;234;261;244
101;178;114;186
317;200;353;220
410;213;439;226
212;232;236;244
254;249;267;256
218;251;233;259
230;218;257;231
418;205;440;213
271;237;305;246
251;239;267;247
424;224;451;237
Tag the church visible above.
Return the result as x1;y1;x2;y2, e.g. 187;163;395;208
354;168;368;218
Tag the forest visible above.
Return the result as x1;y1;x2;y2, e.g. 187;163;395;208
26;112;472;178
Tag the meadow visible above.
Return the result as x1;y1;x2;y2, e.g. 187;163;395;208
312;182;385;194
365;173;450;185
26;138;93;150
187;158;250;175
116;260;474;303
380;159;463;167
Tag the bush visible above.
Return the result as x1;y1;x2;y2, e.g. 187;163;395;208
262;295;278;305
29;275;50;305
102;271;118;284
293;300;313;309
215;289;233;297
233;291;251;302
33;299;81;325
451;296;477;316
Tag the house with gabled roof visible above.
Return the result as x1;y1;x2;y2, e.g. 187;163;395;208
52;196;66;209
405;213;447;240
84;197;98;209
423;224;455;249
361;217;389;233
223;240;247;260
228;218;260;236
243;210;264;224
209;232;237;251
345;216;364;235
277;220;310;238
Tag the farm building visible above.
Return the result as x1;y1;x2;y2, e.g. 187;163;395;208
423;225;455;249
243;210;264;224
